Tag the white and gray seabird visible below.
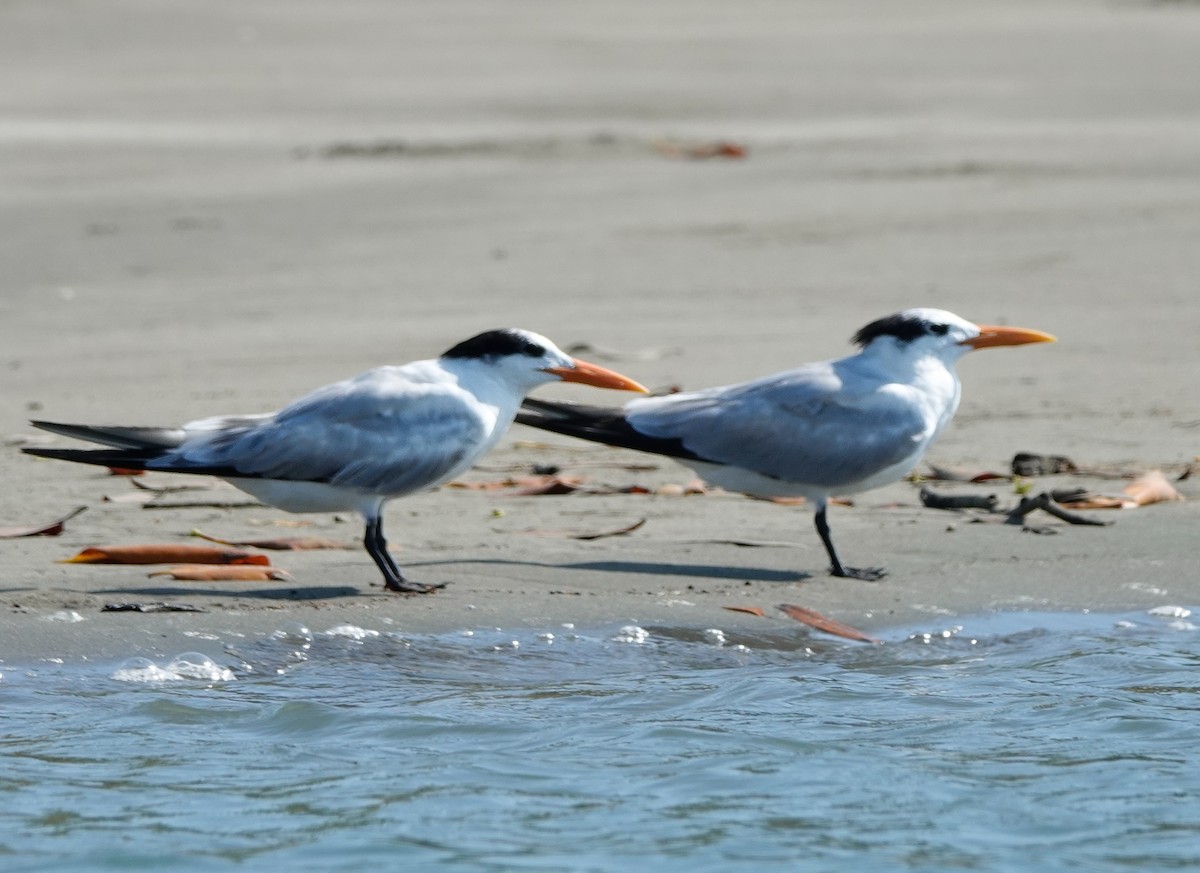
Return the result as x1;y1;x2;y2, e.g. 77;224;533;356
516;309;1055;580
23;329;648;593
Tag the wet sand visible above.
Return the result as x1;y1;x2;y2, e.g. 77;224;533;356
3;0;1199;662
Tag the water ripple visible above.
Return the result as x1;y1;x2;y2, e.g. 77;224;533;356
2;610;1200;871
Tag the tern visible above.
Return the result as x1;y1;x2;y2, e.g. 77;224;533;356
23;329;648;593
516;308;1055;580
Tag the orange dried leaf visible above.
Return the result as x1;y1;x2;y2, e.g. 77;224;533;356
777;604;881;644
60;544;271;566
722;605;766;618
148;565;291;581
1122;470;1184;506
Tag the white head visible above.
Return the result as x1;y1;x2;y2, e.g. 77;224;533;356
439;329;648;394
852;308;1055;363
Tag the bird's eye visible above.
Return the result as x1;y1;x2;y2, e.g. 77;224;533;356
929;323;950;336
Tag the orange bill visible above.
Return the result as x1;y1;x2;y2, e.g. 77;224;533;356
546;359;649;393
962;325;1057;350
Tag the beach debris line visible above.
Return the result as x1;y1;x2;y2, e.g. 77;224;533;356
920;486;1109;528
148;565;292;582
59;544;272;566
0;505;87;538
921;467;1183;528
189;529;353;550
777;604;881;644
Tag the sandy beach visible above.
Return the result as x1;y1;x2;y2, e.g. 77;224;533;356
3;0;1199;662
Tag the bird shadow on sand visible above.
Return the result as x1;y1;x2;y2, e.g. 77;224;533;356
409;558;810;584
94;585;363;602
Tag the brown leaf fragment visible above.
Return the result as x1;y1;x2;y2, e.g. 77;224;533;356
61;544;271;566
1122;470;1184;506
572;518;646;540
189;530;353;550
683;538;797;548
654;139;748;160
446;474;588;494
722;605;766;617
516;518;646;540
777;604;881;644
923;464;1009;483
148;564;291;581
106;467;146;477
514;475;587;496
0;506;87;538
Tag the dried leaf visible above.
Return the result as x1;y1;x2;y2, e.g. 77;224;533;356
60;544;271;566
0;506;87;538
515;518;646;540
722;605;766;617
106;467;145;477
683;538;797;548
514;475;587;496
923;464;1009;483
189;529;352;550
148;564;291;581
777;604;881;644
1122;470;1184;506
573;518;646;540
654;140;747;160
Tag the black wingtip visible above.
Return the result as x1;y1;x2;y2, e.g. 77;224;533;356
516;399;705;462
21;446;156;470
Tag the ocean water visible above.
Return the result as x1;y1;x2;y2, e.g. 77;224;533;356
3;609;1200;872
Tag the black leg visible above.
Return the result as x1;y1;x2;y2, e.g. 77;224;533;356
363;516;444;594
813;504;887;582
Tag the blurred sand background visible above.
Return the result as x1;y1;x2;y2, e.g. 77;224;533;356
2;0;1199;659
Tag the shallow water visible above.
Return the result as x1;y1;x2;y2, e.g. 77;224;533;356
3;609;1200;872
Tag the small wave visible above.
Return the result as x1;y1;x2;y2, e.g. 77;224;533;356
111;652;236;683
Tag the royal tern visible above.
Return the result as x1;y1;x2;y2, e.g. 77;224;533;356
516;308;1055;580
23;329;647;593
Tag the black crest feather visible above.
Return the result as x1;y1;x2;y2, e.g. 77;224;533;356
852;313;931;347
441;329;547;360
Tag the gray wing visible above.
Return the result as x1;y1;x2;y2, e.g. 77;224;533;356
166;369;492;495
626;362;930;488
